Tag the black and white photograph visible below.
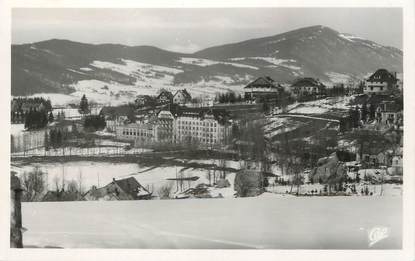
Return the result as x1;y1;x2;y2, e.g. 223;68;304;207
3;1;415;260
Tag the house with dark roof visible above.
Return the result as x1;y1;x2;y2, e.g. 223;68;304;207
83;177;152;201
173;89;192;105
135;95;154;107
157;90;174;105
364;69;398;95
290;77;326;97
244;76;282;101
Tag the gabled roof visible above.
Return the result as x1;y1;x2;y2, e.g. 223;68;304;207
367;69;397;83
113;177;150;199
174;89;192;100
291;77;326;88
244;76;280;89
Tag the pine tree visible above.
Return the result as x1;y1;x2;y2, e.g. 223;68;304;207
79;95;90;115
56;130;62;147
48;112;54;123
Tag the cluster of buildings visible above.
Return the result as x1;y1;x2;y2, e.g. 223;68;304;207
243;68;402;103
243;76;326;102
135;89;192;108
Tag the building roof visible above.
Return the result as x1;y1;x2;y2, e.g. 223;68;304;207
366;69;397;83
100;105;134;119
113;177;151;199
244;76;281;89
157;90;174;100
174;89;192;100
167;104;230;125
291;77;326;88
119;122;154;130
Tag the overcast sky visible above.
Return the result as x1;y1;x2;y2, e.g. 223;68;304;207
12;8;402;53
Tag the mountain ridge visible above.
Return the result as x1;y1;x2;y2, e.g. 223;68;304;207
12;25;403;104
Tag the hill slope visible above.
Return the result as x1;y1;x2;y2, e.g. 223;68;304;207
12;25;402;105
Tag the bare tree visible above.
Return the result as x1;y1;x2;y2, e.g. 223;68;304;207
157;182;174;199
21;167;47;202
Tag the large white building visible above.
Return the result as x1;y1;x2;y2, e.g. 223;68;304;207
174;109;231;146
115;107;231;147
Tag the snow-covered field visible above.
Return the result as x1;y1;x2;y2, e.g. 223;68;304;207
267;184;402;197
22;196;402;249
13;159;238;196
11;124;25;136
287;96;354;114
11;146;151;158
177;57;258;70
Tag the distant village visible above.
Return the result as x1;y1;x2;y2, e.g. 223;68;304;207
10;68;403;202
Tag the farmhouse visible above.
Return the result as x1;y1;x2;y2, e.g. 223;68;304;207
83;177;152;201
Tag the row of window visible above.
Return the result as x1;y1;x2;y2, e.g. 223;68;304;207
122;130;152;137
177;120;217;127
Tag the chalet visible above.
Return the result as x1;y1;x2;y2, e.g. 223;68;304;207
83;177;152;201
157;90;174;105
290;78;326;97
173;89;192;105
244;76;282;101
364;69;398;95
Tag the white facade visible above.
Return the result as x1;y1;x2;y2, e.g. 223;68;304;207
174;112;230;146
115;123;155;143
115;110;230;147
363;81;389;94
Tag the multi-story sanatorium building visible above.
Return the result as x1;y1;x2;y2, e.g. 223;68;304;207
115;106;231;147
173;108;231;146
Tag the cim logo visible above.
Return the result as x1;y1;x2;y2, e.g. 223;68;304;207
368;226;390;247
